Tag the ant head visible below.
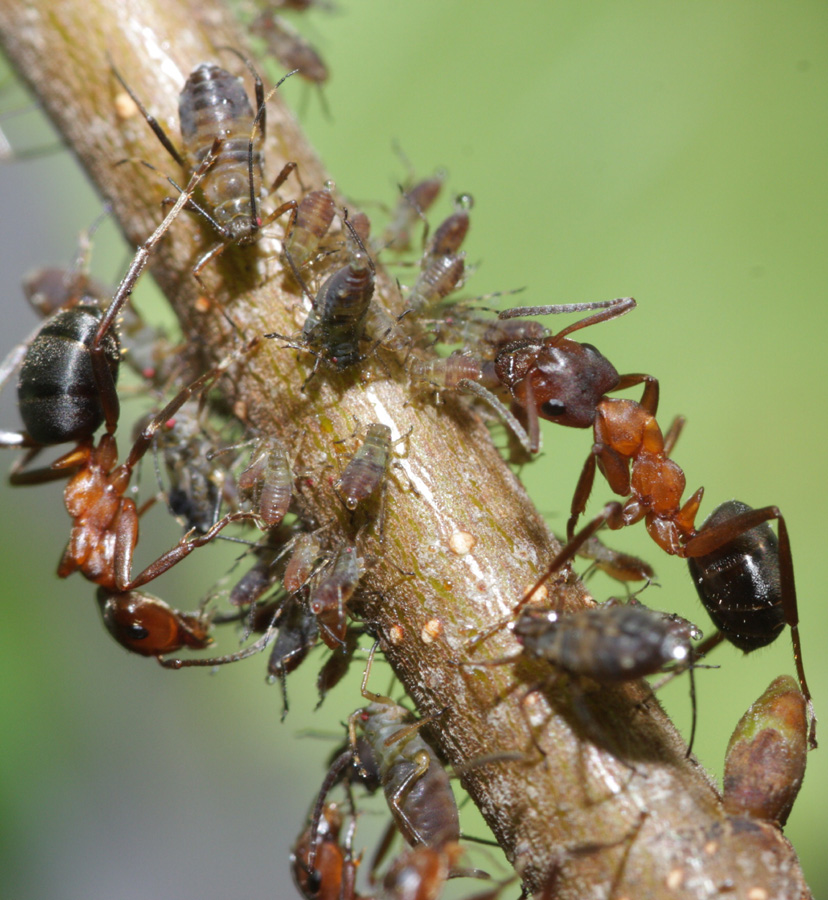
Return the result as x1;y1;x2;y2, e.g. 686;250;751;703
97;589;212;656
502;338;619;429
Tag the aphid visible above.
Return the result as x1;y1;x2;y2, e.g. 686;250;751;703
309;543;365;649
316;626;361;707
237;435;293;527
283;185;336;269
465;600;700;752
494;297;816;745
97;588;212;658
409;350;486;394
284;530;325;593
722;674;808;827
347;643;460;849
249;12;329;84
576;534;655;584
269;214;375;379
267;595;319;717
112;54;298;279
407;252;466;315
423;193;473;262
380;173;444;253
511;602;696;684
150;401;236;534
335;423;405;511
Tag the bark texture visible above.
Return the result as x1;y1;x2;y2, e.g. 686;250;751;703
0;0;812;896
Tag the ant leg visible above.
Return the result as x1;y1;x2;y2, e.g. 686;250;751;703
119;509;262;592
662;415;686;456
123;338;258;471
614;373;659;416
91;142;223;433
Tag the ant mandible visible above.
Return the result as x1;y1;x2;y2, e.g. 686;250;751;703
493;297;816;747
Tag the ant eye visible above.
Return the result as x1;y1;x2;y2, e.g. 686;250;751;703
127;624;150;641
540;399;566;418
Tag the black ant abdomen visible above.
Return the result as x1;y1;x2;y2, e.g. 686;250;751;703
17;305;120;445
687;500;785;652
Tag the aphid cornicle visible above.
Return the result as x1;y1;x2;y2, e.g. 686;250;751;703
112;54;298;278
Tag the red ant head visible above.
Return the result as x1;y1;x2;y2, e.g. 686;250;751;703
496;337;618;429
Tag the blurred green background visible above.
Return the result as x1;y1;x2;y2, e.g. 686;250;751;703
1;1;826;897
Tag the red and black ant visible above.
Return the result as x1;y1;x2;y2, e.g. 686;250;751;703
0;157;263;659
492;297;816;747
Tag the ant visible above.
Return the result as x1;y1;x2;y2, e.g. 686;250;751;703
0;155;264;657
111;50;298;283
493;297;816;747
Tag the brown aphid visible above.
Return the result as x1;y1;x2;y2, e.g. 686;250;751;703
347;210;371;246
423;193;473;262
284;531;325;593
250;12;329;84
577;534;655;584
268;595;319;717
723;675;808;827
291;802;351;900
316;626;361;707
237;436;293;527
283;185;336;269
348;644;460;849
309;543;365;649
380;173;444;252
407;253;466;315
409;350;485;393
335;423;394;510
97;588;212;657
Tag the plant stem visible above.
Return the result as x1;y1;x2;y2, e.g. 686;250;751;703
0;0;812;895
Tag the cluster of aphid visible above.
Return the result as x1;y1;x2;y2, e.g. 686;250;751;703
0;12;816;896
